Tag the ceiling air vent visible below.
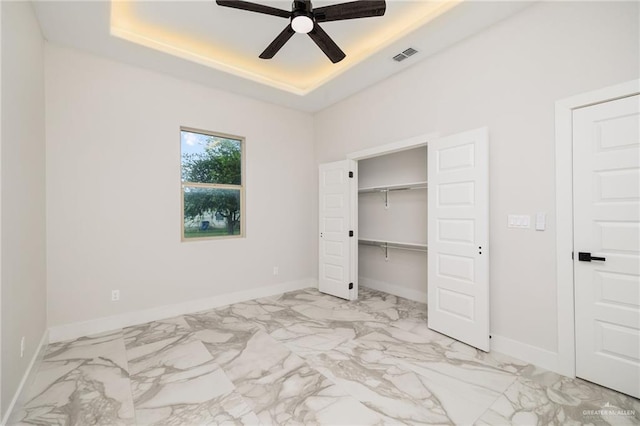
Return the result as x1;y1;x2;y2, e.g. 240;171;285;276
403;48;418;57
393;47;418;62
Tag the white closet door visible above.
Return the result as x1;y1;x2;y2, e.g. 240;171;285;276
319;160;358;300
428;128;490;351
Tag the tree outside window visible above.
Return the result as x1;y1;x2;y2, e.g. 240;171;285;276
180;128;244;240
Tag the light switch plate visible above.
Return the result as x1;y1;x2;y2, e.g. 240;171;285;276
508;214;531;229
536;212;546;231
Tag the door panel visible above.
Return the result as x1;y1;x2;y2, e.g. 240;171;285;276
319;160;357;300
428;128;490;352
574;94;640;398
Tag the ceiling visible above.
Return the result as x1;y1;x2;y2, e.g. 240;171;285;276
33;1;533;112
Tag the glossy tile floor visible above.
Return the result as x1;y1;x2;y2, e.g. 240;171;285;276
11;287;640;425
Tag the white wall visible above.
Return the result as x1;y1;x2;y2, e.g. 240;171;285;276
45;45;316;328
314;1;639;353
0;1;47;418
358;147;428;189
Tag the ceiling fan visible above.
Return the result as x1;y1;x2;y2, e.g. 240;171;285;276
215;0;386;63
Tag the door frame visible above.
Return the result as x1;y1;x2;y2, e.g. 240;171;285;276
346;132;439;161
555;78;640;377
346;132;438;300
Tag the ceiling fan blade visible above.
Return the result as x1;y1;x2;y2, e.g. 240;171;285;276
308;22;346;64
259;24;295;59
216;0;291;19
313;0;386;22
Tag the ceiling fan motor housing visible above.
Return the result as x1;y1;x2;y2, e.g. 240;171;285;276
292;0;311;13
291;0;314;34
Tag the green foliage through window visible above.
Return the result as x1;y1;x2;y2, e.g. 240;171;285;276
181;129;243;240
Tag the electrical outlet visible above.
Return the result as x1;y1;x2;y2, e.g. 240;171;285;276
273;266;279;276
111;289;120;302
20;336;25;358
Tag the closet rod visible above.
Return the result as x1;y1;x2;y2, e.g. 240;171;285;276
380;186;427;193
358;239;427;261
358;181;428;194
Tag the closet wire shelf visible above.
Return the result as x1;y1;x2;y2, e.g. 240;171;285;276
358;238;427;261
358;181;428;193
358;181;427;208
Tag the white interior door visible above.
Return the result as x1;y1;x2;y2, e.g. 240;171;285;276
319;160;358;300
428;128;490;351
573;94;640;398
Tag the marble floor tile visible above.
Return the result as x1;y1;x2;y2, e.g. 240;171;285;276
401;360;506;425
307;328;521;425
356;287;426;321
270;321;357;358
10;287;640;426
219;330;384;425
123;316;192;350
184;308;264;366
308;345;454;424
134;390;259;426
226;297;328;335
127;334;257;425
351;328;525;394
290;303;379;325
223;297;291;320
477;366;640;425
185;305;265;334
262;290;396;346
12;330;135;426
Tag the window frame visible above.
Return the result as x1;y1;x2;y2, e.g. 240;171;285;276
180;126;246;242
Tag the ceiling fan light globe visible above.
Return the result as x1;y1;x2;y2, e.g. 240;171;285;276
292;15;313;34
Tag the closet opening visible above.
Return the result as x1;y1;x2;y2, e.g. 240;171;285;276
319;128;490;351
357;145;428;304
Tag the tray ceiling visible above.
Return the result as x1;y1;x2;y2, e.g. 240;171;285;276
33;1;534;111
111;1;460;95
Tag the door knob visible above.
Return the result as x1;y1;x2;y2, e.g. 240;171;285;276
578;252;606;262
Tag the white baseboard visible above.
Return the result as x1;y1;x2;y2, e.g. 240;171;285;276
491;334;567;376
49;278;316;343
2;330;49;426
360;277;427;304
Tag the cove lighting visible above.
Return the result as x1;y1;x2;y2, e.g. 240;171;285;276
110;0;462;96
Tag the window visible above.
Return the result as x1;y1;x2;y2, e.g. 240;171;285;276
181;128;244;240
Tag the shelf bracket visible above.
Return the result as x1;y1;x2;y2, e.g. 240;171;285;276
383;189;389;209
373;242;390;260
